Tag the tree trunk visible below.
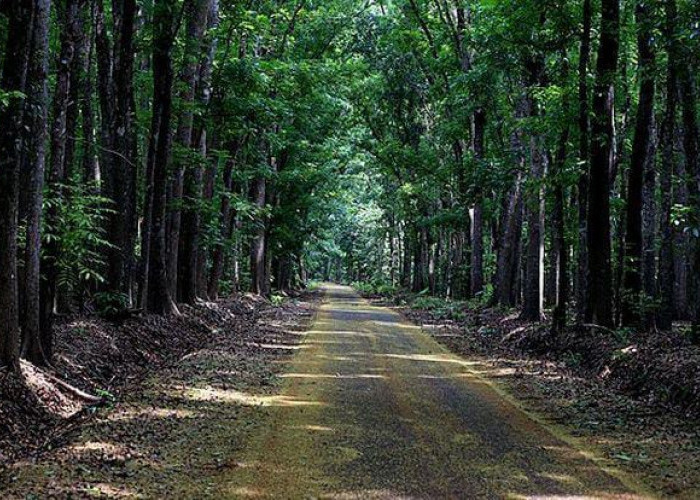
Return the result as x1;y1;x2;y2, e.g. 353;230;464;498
170;0;211;303
552;54;571;334
401;227;412;288
97;0;138;305
249;174;267;295
679;69;700;339
145;0;178;315
622;1;656;327
586;0;620;328
471;109;485;297
576;0;592;323
641;125;658;328
81;1;99;185
40;0;85;363
657;0;677;330
20;0;52;366
522;133;546;322
208;153;236;300
495;175;524;307
520;63;546;322
0;1;33;370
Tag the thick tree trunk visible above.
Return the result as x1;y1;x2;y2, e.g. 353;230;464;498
622;1;656;327
586;0;620;328
551;54;571;334
197;138;216;297
170;0;211;303
0;1;33;370
145;0;178;315
519;62;545;322
96;0;138;304
21;0;52;366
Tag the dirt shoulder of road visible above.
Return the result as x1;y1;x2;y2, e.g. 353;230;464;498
0;292;319;498
378;300;700;499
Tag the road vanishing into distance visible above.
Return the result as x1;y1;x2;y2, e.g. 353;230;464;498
225;284;649;499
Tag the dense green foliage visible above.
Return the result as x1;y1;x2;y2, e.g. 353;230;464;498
1;0;700;369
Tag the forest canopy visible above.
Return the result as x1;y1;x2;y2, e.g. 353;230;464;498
1;0;700;372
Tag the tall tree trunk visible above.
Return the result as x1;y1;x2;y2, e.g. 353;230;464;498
641;125;658;328
145;0;178;315
552;55;572;334
679;58;700;340
193;1;219;300
520;61;546;322
471;109;485;297
81;0;99;185
40;0;84;363
657;0;678;330
622;1;656;327
21;0;52;366
576;0;592;323
586;0;620;328
197;139;216;297
522;134;546;322
0;0;32;370
171;0;211;303
97;0;138;305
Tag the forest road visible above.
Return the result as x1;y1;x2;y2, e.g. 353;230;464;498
223;284;652;499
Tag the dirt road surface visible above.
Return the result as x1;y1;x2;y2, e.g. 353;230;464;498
222;285;650;499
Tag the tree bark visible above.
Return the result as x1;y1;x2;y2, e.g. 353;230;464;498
679;60;700;340
657;0;678;331
622;1;656;327
81;1;99;185
471;109;485;297
495;175;523;307
249;172;267;295
0;1;33;370
170;0;211;303
576;0;592;323
145;0;178;315
208;153;237;300
522;134;546;322
40;0;85;363
586;0;620;328
20;0;52;366
96;0;138;305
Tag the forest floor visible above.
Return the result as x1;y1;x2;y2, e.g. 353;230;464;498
1;284;696;498
0;292;317;498
389;297;700;499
